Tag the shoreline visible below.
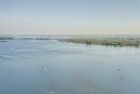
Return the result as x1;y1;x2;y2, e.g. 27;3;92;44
58;36;140;48
1;35;140;48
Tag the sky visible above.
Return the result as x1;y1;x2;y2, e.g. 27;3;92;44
0;0;140;35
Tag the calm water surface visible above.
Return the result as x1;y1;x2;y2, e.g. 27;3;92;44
0;39;140;94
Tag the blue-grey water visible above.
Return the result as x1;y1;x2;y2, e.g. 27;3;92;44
0;39;140;94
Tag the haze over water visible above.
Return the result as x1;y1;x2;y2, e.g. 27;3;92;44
0;0;140;94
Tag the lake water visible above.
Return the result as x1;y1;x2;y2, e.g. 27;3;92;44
0;39;140;94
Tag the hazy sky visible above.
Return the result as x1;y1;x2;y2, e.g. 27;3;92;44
0;0;140;35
